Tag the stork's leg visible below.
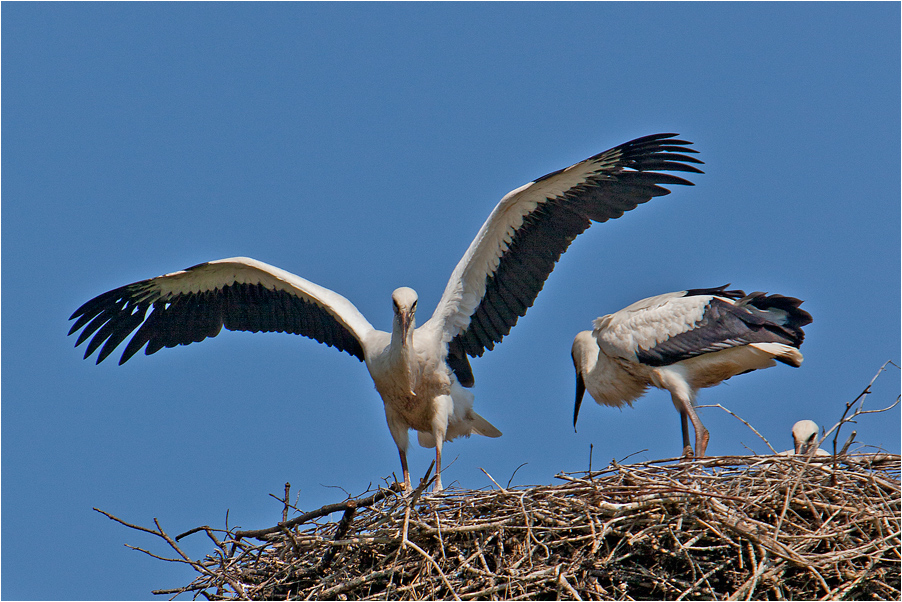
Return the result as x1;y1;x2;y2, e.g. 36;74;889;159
657;371;707;459
398;448;412;491
433;431;444;493
385;409;412;491
670;391;708;458
683;400;709;458
429;394;453;493
680;411;693;458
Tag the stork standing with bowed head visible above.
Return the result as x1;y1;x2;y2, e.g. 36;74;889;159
572;286;812;458
69;134;702;492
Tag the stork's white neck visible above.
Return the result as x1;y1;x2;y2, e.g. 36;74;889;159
572;330;598;376
389;314;415;355
386;288;419;395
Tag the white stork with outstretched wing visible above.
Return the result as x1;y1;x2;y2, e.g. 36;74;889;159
572;286;812;458
70;133;702;491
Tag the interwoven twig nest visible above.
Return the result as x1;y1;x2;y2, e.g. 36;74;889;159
107;453;900;600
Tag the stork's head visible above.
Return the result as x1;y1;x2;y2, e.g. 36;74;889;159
391;287;418;343
791;419;819;455
571;331;597;431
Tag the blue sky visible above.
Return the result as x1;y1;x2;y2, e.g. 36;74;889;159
3;3;900;599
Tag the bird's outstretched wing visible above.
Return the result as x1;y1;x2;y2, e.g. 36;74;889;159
69;257;377;365
425;133;704;386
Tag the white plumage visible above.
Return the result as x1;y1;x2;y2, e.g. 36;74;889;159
790;419;829;456
572;286;812;458
69;133;702;491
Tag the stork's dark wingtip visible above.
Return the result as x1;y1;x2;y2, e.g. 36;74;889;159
627;132;695;145
665;145;700;154
634;132;681;142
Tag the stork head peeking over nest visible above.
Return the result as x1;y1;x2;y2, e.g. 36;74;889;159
791;419;829;456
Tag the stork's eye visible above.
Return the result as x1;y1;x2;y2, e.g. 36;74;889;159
411;300;417;311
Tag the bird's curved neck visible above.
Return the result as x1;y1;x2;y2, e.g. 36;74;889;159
572;331;599;375
388;328;413;359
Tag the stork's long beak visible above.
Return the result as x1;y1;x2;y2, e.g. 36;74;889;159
400;310;412;342
573;371;586;432
400;309;416;395
795;434;816;456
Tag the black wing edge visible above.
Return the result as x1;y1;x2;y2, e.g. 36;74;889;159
684;283;747;300
452;133;705;364
534;132;704;187
68;279;365;365
446;337;475;388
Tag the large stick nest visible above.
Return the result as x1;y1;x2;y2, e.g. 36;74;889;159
105;453;900;600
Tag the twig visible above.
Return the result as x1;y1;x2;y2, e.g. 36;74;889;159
175;524;225;542
696;403;777;453
506;462;528;489
233;482;402;540
318;501;357;571
282;481;290;522
829;360;899;453
403;538;462;601
400;463;434;547
556;566;583;600
838;431;857;456
480;467;508;493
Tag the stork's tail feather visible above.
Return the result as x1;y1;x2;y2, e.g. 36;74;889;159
739;292;812;346
470;412;502;438
749;342;804;368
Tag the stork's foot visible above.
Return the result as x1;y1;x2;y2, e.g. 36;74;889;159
681;445;695;461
